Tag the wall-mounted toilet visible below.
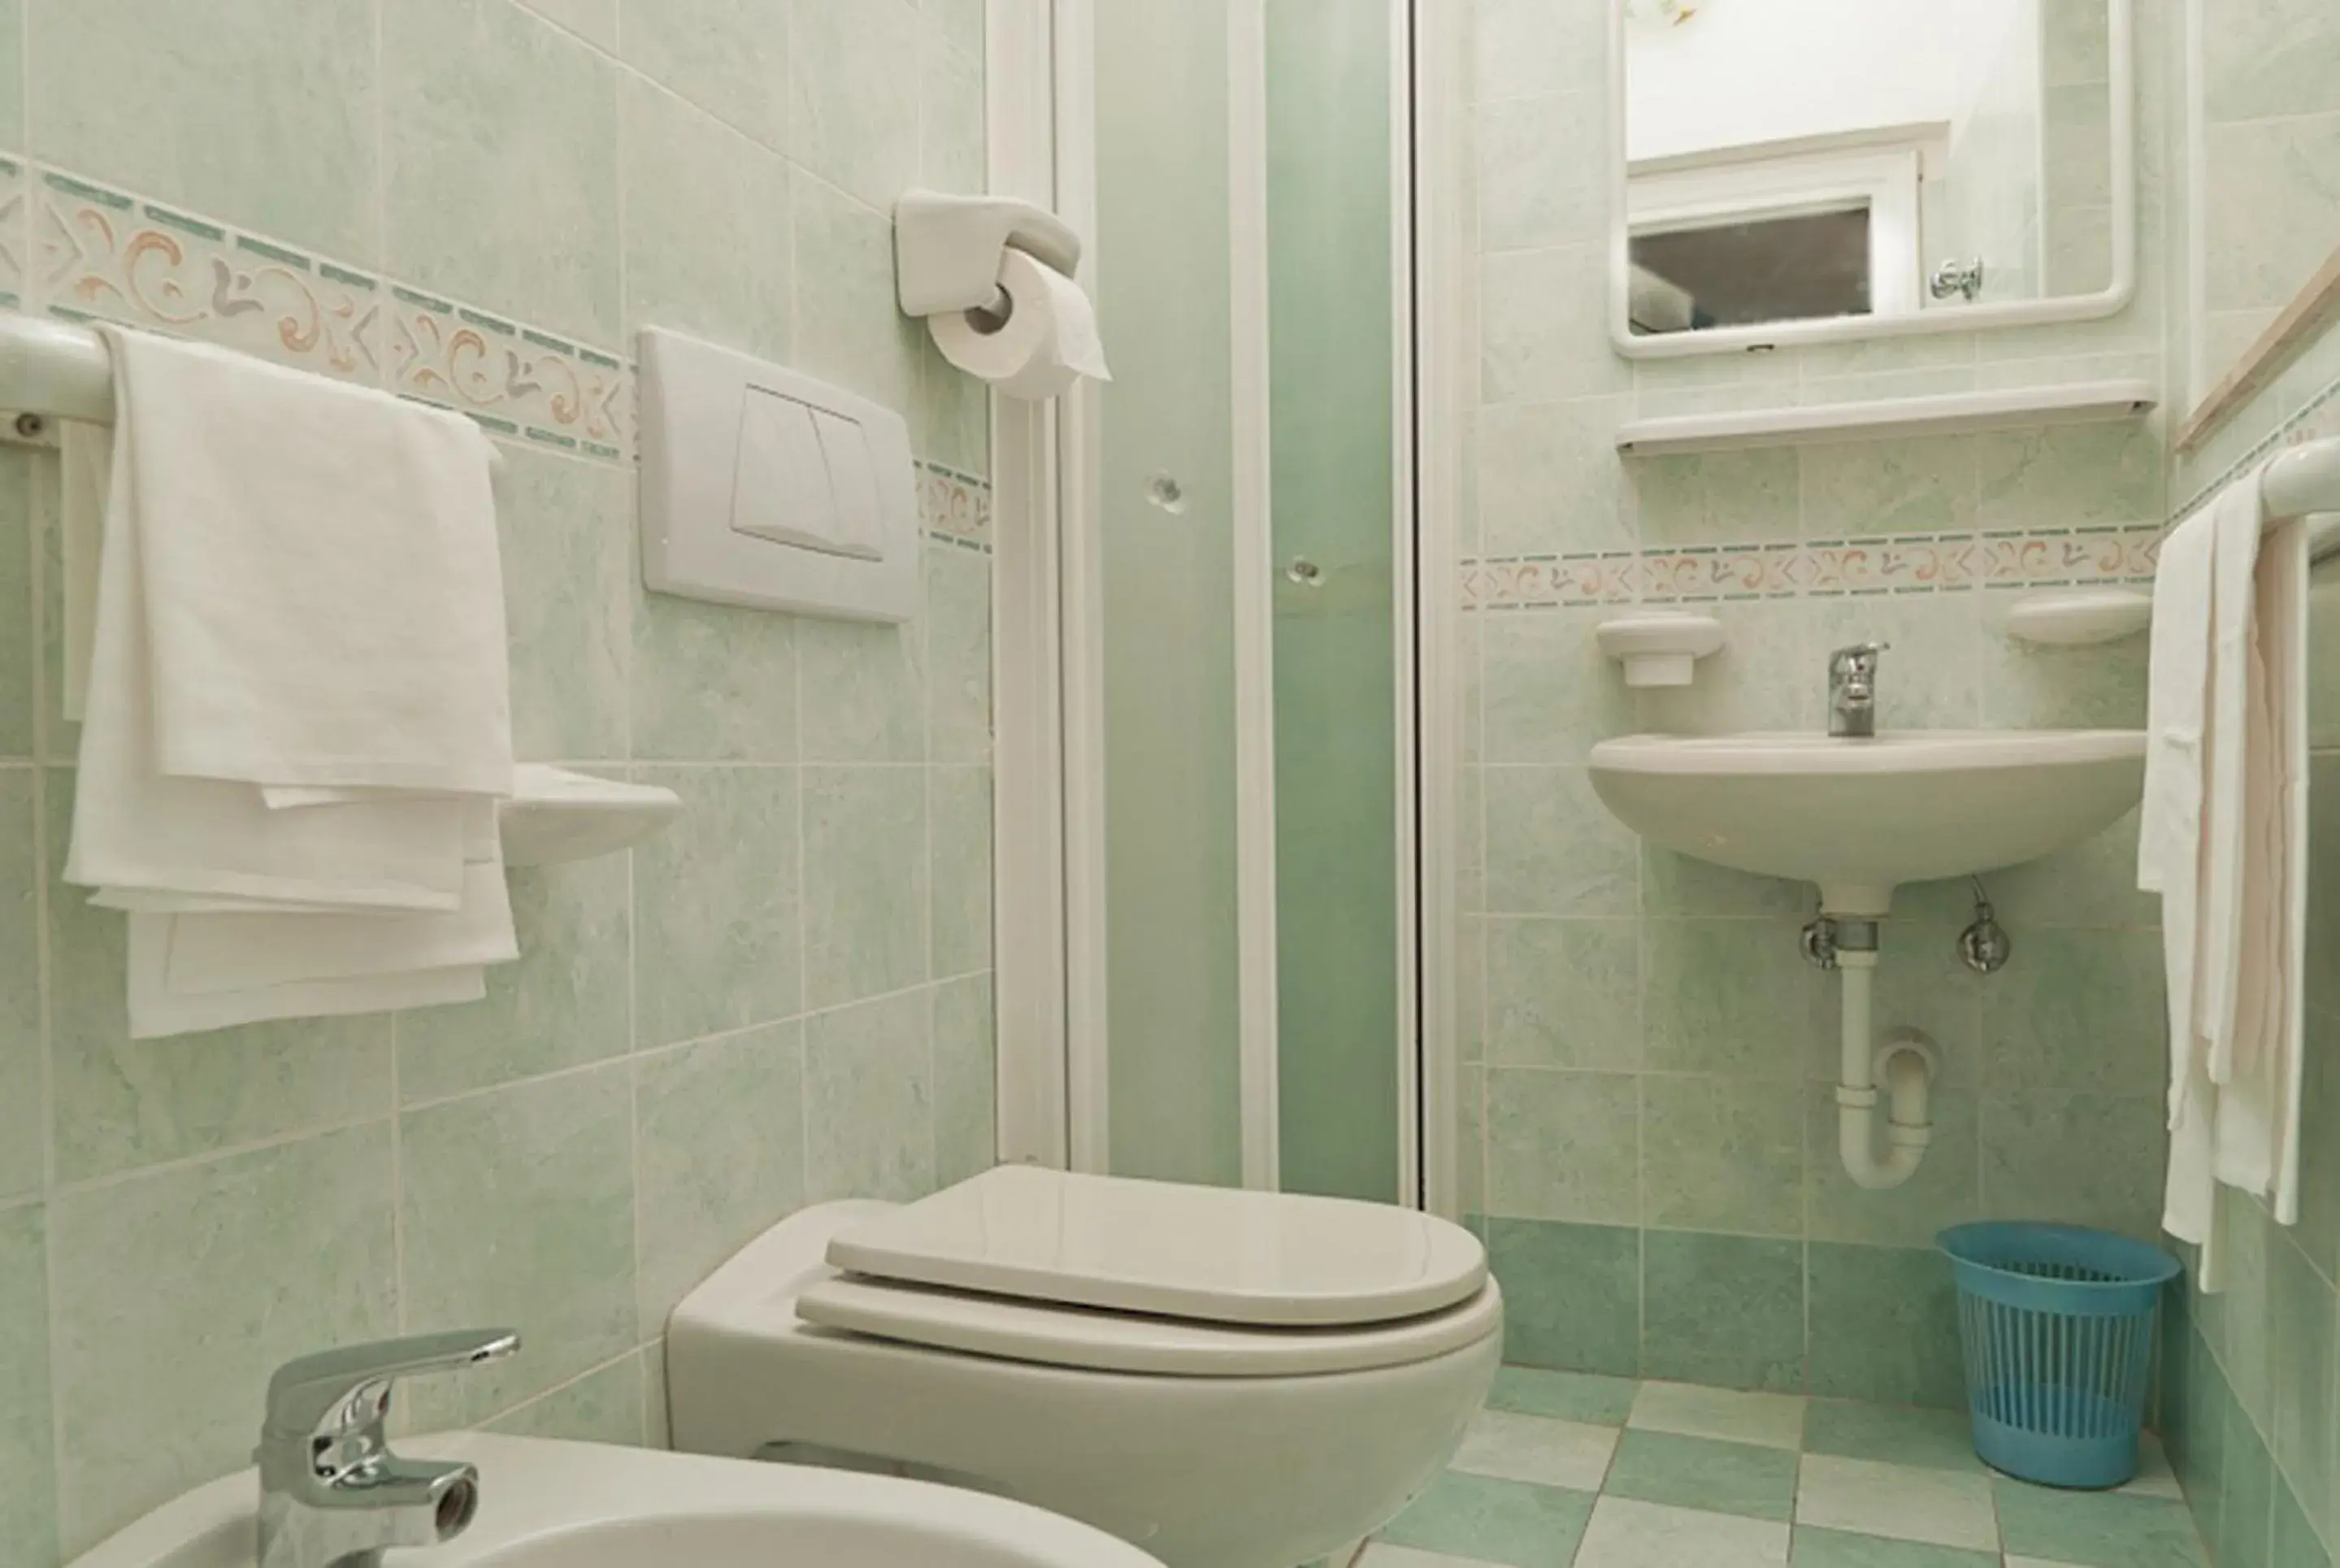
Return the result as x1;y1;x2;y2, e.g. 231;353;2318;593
666;1165;1503;1568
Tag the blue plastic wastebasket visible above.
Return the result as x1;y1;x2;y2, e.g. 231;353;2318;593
1938;1222;2181;1489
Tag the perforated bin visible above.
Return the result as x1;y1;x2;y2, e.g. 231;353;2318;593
1937;1222;2181;1489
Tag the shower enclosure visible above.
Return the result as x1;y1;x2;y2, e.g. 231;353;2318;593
989;0;1445;1206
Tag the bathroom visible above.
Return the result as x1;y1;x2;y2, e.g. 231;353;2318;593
1;0;2338;1566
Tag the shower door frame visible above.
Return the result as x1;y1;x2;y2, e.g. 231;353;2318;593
987;0;1460;1213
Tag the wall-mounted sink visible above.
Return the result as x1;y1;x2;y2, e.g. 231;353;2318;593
67;1434;1165;1568
1588;729;2147;917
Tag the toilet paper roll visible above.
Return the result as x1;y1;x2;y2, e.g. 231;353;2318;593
929;249;1113;402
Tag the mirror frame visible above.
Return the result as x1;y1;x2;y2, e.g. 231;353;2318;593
1606;0;2137;358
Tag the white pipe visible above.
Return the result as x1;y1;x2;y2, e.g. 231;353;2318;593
1835;952;1934;1190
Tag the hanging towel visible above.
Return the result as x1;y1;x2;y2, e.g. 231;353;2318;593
2140;461;2312;1292
97;325;513;794
124;914;489;1040
58;420;107;725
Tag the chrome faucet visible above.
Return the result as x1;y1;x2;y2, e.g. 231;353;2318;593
1828;641;1888;737
257;1329;520;1568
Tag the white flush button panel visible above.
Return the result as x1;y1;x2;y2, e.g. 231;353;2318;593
639;327;918;621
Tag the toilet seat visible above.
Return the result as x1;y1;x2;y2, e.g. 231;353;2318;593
823;1164;1488;1327
797;1273;1504;1378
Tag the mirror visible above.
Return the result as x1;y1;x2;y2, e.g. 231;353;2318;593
1611;0;2134;355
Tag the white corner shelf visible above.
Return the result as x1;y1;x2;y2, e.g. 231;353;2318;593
2002;589;2153;647
1614;380;2158;458
501;766;683;867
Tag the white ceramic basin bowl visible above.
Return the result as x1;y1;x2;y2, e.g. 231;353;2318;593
66;1435;1166;1568
1588;729;2147;916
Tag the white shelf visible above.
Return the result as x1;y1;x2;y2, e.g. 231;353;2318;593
501;766;683;867
1614;380;2157;458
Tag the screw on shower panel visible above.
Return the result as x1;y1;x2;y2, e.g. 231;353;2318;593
1286;556;1324;588
1960;877;2012;974
13;412;43;441
1801;917;1840;970
1144;471;1188;515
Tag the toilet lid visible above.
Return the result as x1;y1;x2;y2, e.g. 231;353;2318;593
797;1273;1505;1378
823;1166;1488;1328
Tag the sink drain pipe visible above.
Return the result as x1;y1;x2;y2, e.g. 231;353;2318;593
1828;924;1938;1191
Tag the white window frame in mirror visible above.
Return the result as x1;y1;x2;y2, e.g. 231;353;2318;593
1605;0;2136;359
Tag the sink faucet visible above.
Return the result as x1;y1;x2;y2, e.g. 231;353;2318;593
1828;641;1889;737
258;1329;520;1568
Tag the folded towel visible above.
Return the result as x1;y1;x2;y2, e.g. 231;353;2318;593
99;325;513;794
126;914;488;1039
58;419;107;724
2143;463;2312;1292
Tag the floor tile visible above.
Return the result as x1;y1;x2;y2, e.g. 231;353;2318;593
1629;1381;1808;1450
1801;1402;1983;1473
1359;1548;1506;1568
1451;1410;1619;1491
2118;1432;2184;1501
1487;1366;1639;1426
1789;1528;1997;1566
1605;1429;1799;1522
1795;1456;1998;1553
1574;1496;1791;1568
1378;1473;1595;1568
1991;1476;2209;1568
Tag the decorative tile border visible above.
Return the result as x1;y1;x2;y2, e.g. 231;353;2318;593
1462;525;2161;610
9;159;996;545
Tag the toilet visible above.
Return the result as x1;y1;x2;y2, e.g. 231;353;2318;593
666;1164;1504;1568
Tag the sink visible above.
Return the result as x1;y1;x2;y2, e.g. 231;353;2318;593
1588;729;2147;916
66;1435;1166;1568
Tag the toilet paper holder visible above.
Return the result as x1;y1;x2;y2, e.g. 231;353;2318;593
895;190;1086;321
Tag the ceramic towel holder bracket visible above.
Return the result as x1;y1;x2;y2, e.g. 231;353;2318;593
895;190;1085;320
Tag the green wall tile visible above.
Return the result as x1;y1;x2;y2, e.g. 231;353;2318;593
497;445;632;763
930;767;993;978
1477;397;1634;558
0;454;32;758
384;0;621;344
1639;600;1815;735
487;1350;646;1447
2268;1230;2335;1533
622;0;789;150
1479;245;1631;406
1481;609;1637;764
397;856;631;1103
516;0;616;49
919;15;985;194
1979;1092;2165;1239
0;1205;55;1568
1975;422;2164;529
1806;1085;1984;1249
791;174;924;418
1631;447;1802;546
2272;1472;2333;1568
621;73;796;364
634;1023;805;1336
1980;594;2151;728
799;611;927;764
46;778;394;1184
1644;919;1816;1079
0;771;37;1200
1478;92;1605;254
1641;1231;1805;1392
28;0;379;262
1482;767;1638;918
49;1126;397;1556
1808;596;1984;730
915;338;992;476
1487;1366;1639;1425
789;0;922;211
925;543;992;765
1801;435;1978;536
805;987;936;1202
1484;918;1639;1071
926;0;984;61
632;589;800;763
1484;1068;1639;1225
398;1066;636;1431
2203;115;2340;315
1485;1217;1640;1377
802;767;929;1010
1807;1242;1965;1409
632;766;800;1049
1640;1076;1804;1237
1980;928;2164;1092
933;972;996;1186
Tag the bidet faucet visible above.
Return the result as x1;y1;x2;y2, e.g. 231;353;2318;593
1828;641;1888;737
257;1328;519;1568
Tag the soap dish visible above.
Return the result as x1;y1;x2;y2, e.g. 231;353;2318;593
2003;589;2151;647
501;766;684;867
1596;613;1726;687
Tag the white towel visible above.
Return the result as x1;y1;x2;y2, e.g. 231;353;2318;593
58;419;107;724
63;325;522;1039
2141;463;2312;1292
97;325;514;793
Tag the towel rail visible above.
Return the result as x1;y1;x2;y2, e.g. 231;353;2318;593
0;311;506;473
2262;438;2340;562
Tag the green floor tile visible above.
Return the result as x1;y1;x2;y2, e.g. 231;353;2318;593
1991;1475;2210;1568
1789;1526;1998;1566
1802;1402;1983;1473
1604;1428;1798;1521
1487;1366;1639;1426
1377;1471;1595;1568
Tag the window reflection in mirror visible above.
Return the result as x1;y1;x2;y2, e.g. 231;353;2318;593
1618;0;2116;342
